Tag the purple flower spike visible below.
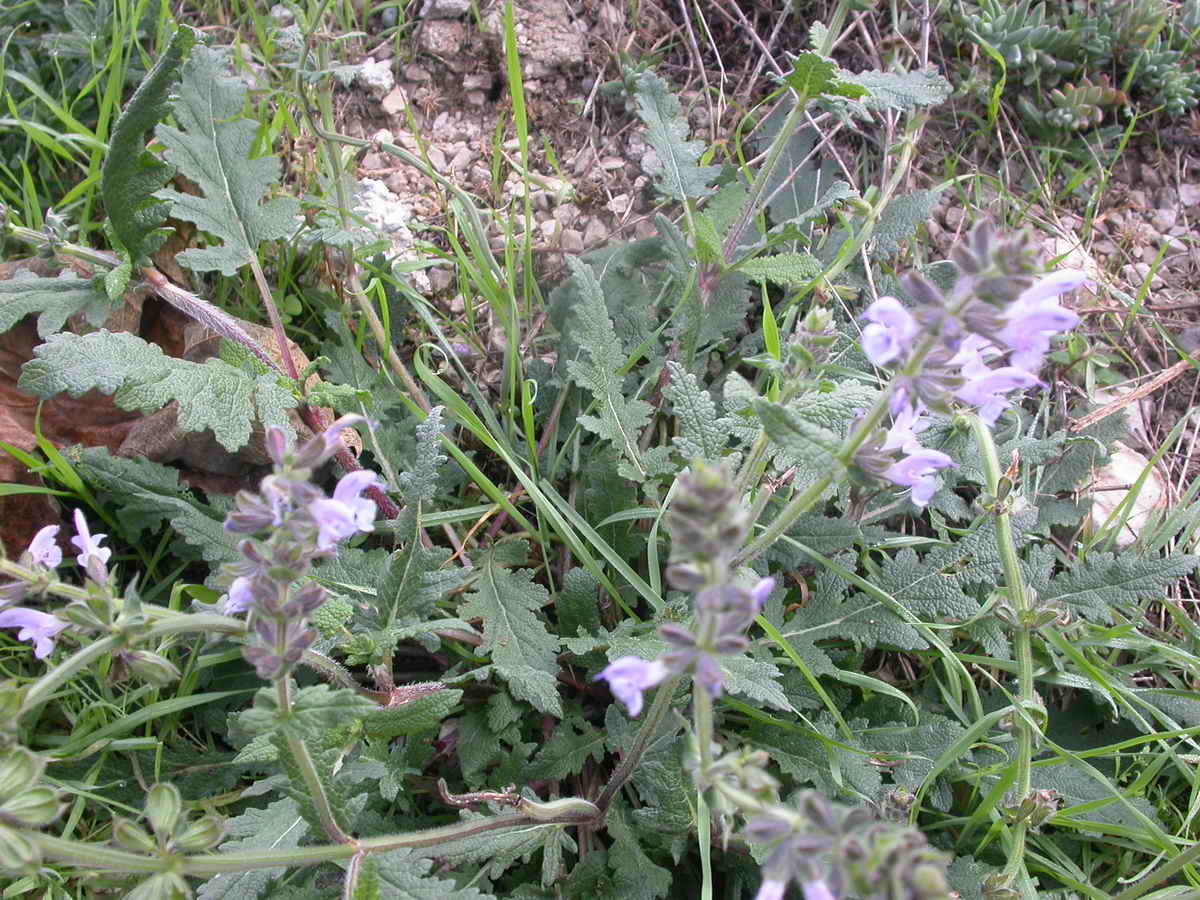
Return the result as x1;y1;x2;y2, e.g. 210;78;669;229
861;297;918;366
309;470;383;550
755;879;789;900
884;448;956;507
69;510;111;568
956;366;1041;425
0;608;67;659
595;656;668;716
223;577;256;615
27;525;61;569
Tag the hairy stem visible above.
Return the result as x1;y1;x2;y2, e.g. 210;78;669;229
970;416;1036;897
596;674;682;812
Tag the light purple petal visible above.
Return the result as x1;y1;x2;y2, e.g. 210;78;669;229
595;656;668;716
27;525;61;568
885;448;956;507
881;403;929;453
860;297;918;366
332;469;381;504
223;577;256;615
802;881;836;900
750;577;776;610
0;608;66;659
755;878;789;900
1018;269;1089;305
861;323;902;366
69;509;111;568
955;367;1040;406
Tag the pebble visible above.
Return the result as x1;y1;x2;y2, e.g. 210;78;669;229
1180;183;1200;207
381;86;408;118
606;193;631;215
560;228;584;253
421;0;471;18
1151;208;1178;232
403;64;431;82
466;90;486;106
449;146;476;172
1122;261;1163;288
943;206;965;229
356;59;395;98
1126;189;1149;209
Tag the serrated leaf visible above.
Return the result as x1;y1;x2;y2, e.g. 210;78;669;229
530;716;607;780
783;566;926;652
632;69;720;201
754;398;842;473
748;715;882;801
662;362;730;460
839;67;952;112
395;407;447;505
859;716;969;810
102;26;198;264
873;548;982;623
414;808;554;879
1041;552;1200;623
459;543;562;716
873;190;942;257
0;272;114;338
556;568;602;639
1035;761;1161;829
375;509;462;630
736;251;824;286
364;690;462;740
19;330;296;452
196;798;308;900
604;804;671;900
778;51;868;101
71;447;239;566
154;46;300;275
720;654;791;712
238;685;376;744
563;258;652;481
369;849;494;900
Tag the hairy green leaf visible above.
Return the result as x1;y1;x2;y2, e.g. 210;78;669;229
1041;551;1200;623
368;849;494;900
840;68;953;112
563;258;653;481
20;330;296;452
736;251;823;286
778;52;869;101
754;398;843;473
873;190;942;257
0;272;114;338
364;690;462;741
530;715;607;780
102;25;197;265
155;46;300;275
459;542;563;716
71;447;238;566
632;70;720;201
662;362;731;461
396;406;447;505
196;798;308;900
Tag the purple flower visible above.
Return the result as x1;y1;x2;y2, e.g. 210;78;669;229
802;881;835;900
293;414;368;469
223;577;256;615
750;577;776;610
755;879;789;900
997;270;1086;371
0;608;67;659
880;403;930;454
69;509;111;568
309;470;383;550
595;656;668;716
861;297;918;366
27;525;61;568
884;447;956;507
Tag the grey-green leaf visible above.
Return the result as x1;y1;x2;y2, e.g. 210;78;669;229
155;46;300;275
632;70;720;201
102;25;198;264
0;272;113;338
19;330;296;452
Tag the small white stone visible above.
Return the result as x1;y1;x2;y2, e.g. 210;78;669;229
356;59;395;98
381;86;408;118
1180;183;1200;207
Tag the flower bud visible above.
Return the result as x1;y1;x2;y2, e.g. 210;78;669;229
0;749;44;803
112;816;158;854
909;862;950;898
127;651;182;688
0;786;62;828
175;813;226;852
145;783;183;838
0;823;41;873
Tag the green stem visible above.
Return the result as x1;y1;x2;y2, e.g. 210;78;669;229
28;799;600;875
595;675;682;812
1110;839;1200;900
970;416;1036;896
20;635;122;720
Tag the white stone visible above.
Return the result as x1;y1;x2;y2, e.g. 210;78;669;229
356;59;395;98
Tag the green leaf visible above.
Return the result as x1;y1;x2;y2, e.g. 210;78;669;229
369;849;494;900
872;190;942;257
563;258;653;482
0;272;114;338
778;51;868;101
196;798;308;900
102;26;198;265
604;804;671;900
735;251;824;286
376;508;462;628
413;808;555;879
238;684;376;744
529;715;607;780
364;690;462;741
395;406;448;505
859;716;970;810
839;67;953;112
556;568;602;639
19;330;296;452
720;654;791;712
662;362;731;461
1035;761;1161;829
1041;551;1200;623
632;69;720;201
748;715;882;802
154;46;300;275
459;542;563;716
754;398;842;473
783;565;926;652
873;548;982;623
71;447;239;566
